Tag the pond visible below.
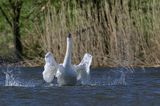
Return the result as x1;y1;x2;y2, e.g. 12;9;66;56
0;67;159;106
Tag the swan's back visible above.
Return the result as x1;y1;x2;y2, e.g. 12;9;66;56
56;64;77;86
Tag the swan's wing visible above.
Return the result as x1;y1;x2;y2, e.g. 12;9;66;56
74;53;92;85
42;52;59;83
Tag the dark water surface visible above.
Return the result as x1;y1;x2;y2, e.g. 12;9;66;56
0;67;159;106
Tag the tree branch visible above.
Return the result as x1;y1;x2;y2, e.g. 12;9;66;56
0;6;12;27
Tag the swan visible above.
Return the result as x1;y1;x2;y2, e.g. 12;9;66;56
42;33;92;86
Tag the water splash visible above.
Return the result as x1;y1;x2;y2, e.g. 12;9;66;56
3;67;40;87
107;71;127;85
2;66;131;87
91;68;130;86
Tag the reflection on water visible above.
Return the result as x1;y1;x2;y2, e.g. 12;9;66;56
0;67;160;106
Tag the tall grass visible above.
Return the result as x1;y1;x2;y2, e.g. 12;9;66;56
29;0;160;67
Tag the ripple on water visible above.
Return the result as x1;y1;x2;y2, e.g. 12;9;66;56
0;67;159;106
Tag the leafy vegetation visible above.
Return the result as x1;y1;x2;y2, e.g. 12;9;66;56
0;0;160;67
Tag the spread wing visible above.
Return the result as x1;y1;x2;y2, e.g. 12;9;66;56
42;52;59;83
74;53;92;85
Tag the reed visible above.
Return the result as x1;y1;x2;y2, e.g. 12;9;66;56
29;0;160;67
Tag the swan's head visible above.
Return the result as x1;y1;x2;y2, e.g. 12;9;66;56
68;33;71;38
67;33;72;46
45;52;54;65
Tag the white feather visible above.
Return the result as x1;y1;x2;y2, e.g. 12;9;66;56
42;52;58;83
74;53;92;85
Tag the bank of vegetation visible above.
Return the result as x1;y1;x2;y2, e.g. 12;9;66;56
0;0;160;67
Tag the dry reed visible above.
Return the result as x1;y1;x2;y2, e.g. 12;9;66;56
29;0;160;67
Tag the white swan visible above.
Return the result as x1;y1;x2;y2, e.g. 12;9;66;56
42;33;92;86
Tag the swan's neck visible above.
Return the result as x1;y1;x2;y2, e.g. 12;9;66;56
63;38;72;67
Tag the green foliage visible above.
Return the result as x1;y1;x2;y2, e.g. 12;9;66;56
0;0;160;66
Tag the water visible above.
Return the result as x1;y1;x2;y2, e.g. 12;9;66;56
0;67;160;106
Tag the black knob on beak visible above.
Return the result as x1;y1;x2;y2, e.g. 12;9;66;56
68;33;72;38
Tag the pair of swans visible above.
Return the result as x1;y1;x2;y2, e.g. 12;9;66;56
42;33;92;86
